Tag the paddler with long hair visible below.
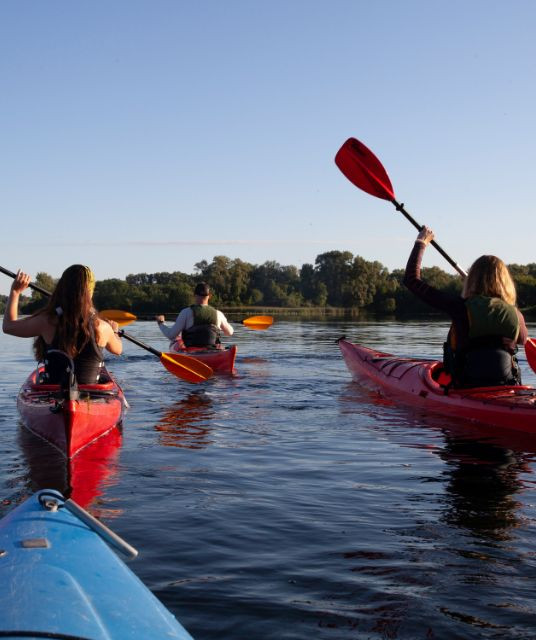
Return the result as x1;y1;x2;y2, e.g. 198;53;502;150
403;226;528;387
3;265;122;384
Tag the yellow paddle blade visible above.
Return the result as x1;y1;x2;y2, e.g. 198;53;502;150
161;352;214;383
100;310;137;327
242;315;274;330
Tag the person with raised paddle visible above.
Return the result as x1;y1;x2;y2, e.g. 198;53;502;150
404;226;528;388
3;265;122;384
334;135;536;379
155;281;234;351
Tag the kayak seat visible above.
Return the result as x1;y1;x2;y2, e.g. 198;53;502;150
41;349;76;387
96;371;112;384
31;366;115;393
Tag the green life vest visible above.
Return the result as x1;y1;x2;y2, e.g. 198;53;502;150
443;295;521;387
182;304;220;348
465;295;519;343
190;304;218;326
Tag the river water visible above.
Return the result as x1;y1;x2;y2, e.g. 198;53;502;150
2;318;536;639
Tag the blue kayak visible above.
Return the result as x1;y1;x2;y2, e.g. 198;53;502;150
0;489;194;639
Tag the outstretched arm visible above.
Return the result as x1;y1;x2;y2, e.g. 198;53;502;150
2;270;47;337
216;311;234;336
97;319;123;355
403;227;461;315
156;308;191;340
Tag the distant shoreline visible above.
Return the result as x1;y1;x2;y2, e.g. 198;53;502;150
135;307;536;322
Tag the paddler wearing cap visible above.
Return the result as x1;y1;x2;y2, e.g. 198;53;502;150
3;265;122;384
155;281;234;351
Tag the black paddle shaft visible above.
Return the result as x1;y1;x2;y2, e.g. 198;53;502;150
0;266;52;296
391;199;468;278
117;330;162;358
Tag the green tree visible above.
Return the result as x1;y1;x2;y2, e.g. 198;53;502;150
248;288;264;305
166;282;194;311
20;272;57;313
34;272;56;297
250;261;302;307
195;256;254;305
344;257;389;308
300;264;328;306
314;251;354;306
515;275;536;310
94;279;134;311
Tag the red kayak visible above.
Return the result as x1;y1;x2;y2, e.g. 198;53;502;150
17;367;127;458
19;424;122;509
169;344;237;374
338;338;536;432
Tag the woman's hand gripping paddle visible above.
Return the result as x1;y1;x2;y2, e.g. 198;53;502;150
334;138;536;374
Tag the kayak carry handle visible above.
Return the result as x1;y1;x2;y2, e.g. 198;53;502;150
64;498;138;559
38;490;138;559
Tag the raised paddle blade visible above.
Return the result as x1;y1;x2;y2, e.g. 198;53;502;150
161;352;214;383
242;315;274;330
525;338;536;374
335;138;395;201
335;138;467;278
99;310;137;327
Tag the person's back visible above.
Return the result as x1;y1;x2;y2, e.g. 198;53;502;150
156;281;234;350
447;294;522;387
182;302;220;347
403;227;527;388
3;265;122;385
43;321;105;385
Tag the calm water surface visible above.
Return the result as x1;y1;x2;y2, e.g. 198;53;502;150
2;319;536;639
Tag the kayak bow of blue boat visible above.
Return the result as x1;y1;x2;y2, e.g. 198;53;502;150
0;489;194;639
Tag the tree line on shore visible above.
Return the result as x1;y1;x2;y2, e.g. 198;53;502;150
2;252;536;317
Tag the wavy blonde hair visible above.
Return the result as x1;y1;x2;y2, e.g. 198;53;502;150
462;255;517;305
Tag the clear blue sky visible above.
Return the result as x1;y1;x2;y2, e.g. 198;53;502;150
1;1;534;294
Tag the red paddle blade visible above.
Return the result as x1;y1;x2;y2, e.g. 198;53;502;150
524;338;536;374
335;138;395;201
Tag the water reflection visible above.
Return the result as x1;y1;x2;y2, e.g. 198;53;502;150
338;382;536;635
154;392;214;449
340;382;535;541
18;425;122;509
439;435;529;540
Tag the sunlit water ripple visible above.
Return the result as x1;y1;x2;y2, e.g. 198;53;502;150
1;318;536;639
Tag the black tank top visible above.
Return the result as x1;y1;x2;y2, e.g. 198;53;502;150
44;322;104;385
